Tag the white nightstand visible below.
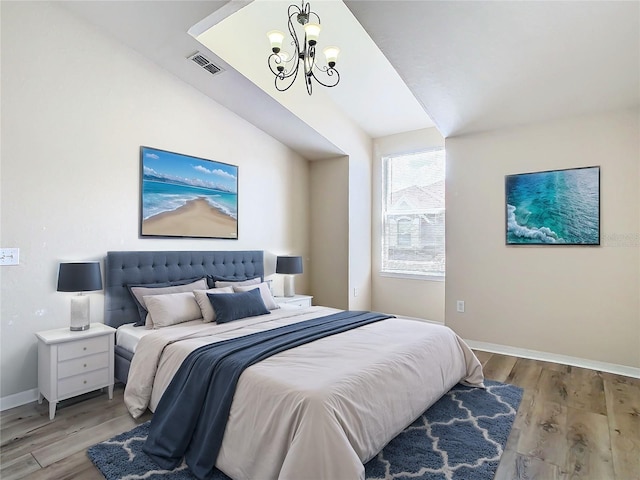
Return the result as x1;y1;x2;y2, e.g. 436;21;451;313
275;294;313;308
36;323;115;420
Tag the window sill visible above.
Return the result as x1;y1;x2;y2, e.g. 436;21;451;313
379;271;445;282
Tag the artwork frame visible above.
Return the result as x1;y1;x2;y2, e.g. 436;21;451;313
140;146;238;240
505;166;600;246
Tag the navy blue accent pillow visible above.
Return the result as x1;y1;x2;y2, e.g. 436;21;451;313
206;275;261;289
206;288;270;324
127;277;204;326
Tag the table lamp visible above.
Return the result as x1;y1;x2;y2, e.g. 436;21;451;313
57;262;103;331
276;256;303;297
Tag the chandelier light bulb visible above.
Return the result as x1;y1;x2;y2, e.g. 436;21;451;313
304;22;321;46
322;46;340;67
267;30;285;53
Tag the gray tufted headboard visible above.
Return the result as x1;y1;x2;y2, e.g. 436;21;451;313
104;250;264;329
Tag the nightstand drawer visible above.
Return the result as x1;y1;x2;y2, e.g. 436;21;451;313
286;299;310;307
58;367;110;397
275;295;313;308
58;335;109;361
58;352;109;379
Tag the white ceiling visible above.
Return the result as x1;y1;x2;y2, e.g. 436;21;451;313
345;1;640;137
193;0;434;139
61;0;639;156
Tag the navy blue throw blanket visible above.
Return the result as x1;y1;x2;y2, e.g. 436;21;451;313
143;310;393;480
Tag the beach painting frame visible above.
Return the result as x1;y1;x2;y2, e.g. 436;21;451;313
140;146;238;239
505;166;600;245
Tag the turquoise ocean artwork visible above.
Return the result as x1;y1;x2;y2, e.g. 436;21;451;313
505;166;599;245
140;147;238;239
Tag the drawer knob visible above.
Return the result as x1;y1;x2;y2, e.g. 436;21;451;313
83;364;87;368
83;347;87;351
83;380;87;384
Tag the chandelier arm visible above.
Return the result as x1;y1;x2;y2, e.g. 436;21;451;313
306;74;313;95
288;3;302;19
287;13;301;53
275;73;298;92
304;42;316;76
309;67;340;88
308;11;321;24
302;1;311;21
269;55;301;92
268;53;297;79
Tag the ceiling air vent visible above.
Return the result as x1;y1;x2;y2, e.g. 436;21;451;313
187;52;224;77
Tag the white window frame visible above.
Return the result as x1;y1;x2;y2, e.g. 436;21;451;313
380;148;445;281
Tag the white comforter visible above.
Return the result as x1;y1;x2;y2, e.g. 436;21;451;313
124;306;484;480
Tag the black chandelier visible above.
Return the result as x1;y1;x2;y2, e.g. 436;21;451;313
267;1;340;95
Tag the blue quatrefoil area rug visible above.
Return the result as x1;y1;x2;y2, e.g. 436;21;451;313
88;380;522;480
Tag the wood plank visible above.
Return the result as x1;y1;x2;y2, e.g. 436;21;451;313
495;451;561;480
600;371;640;390
506;358;543;391
602;373;640;414
1;388;130;464
538;368;570;405
21;450;104;480
0;403;52;447
534;359;571;374
494;436;518;480
0;453;41;480
565;366;606;415
563;407;615;479
482;353;518;383
31;414;144;467
604;375;640;479
516;398;568;467
512;390;536;432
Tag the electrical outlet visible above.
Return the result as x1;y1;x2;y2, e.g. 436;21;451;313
353;288;359;297
456;300;465;313
0;248;19;266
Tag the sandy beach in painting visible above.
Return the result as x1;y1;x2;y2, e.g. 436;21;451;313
142;198;237;238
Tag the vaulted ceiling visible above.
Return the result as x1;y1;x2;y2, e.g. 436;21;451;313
61;0;639;157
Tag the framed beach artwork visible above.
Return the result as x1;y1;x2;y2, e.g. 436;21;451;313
505;166;600;245
140;146;238;239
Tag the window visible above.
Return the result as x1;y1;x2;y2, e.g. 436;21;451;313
381;149;445;278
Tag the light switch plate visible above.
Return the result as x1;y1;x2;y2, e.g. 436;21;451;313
0;248;20;266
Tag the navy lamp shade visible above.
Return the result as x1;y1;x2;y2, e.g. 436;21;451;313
57;262;103;331
276;256;303;297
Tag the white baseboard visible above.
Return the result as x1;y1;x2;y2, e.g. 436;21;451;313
1;388;39;412
466;339;640;379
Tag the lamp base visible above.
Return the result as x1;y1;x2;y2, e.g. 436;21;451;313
283;275;296;297
70;295;91;331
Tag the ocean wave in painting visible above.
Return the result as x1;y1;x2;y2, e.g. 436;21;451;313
507;204;562;243
142;180;237;220
506;167;599;245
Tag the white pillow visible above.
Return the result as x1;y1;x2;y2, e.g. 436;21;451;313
233;282;279;310
130;278;208;329
193;287;234;323
143;291;203;329
214;277;261;288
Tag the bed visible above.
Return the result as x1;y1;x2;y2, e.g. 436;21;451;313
105;250;484;480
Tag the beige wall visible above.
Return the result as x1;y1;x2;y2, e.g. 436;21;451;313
372;128;446;321
446;110;640;368
309;157;350;309
0;2;311;401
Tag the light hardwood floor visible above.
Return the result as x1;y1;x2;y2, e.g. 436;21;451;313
1;352;638;480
